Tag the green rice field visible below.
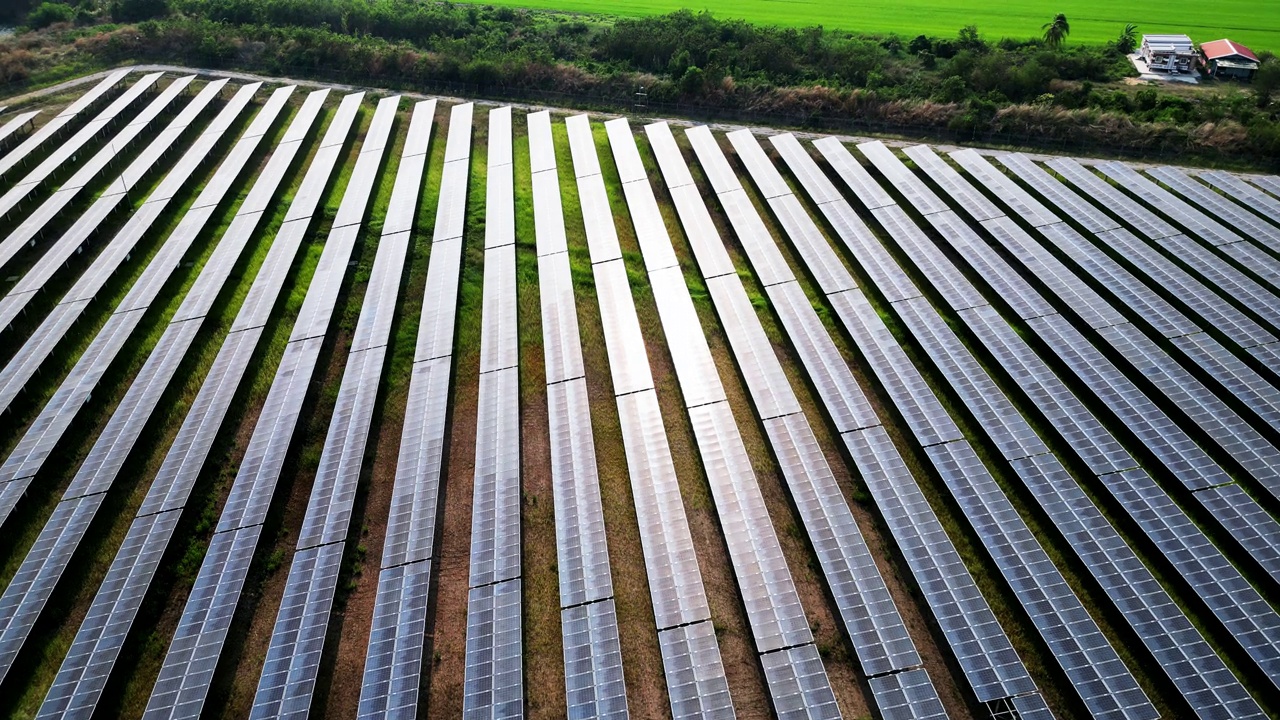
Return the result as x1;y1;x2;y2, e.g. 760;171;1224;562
478;0;1280;52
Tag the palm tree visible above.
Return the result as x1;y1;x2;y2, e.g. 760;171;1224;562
1117;23;1139;54
1043;13;1071;48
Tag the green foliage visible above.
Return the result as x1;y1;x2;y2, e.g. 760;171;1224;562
26;1;75;29
112;0;168;22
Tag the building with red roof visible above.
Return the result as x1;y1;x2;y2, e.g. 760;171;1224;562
1200;39;1261;80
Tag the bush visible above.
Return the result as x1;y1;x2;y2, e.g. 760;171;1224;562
26;1;75;29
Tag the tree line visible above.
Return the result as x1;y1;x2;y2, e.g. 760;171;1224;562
5;0;1280;163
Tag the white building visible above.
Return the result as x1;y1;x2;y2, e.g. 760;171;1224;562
1141;34;1196;73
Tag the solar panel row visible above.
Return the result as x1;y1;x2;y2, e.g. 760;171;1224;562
0;74;191;282
359;100;472;720
529;110;629;719
846;143;1274;711
686;127;957;712
0;72;165;223
869;147;1280;565
140;91;373;720
0;85;305;427
1200;170;1280;225
671;125;932;694
0;69;129;179
779;136;1152;720
1248;175;1280;197
998;155;1280;361
751;132;1045;715
0;80;262;333
1048;158;1280;332
615;120;846;718
0;110;39;151
1149;166;1280;251
460;106;524;719
0;86;313;531
244;94;403;719
910;148;1280;504
566;113;731;720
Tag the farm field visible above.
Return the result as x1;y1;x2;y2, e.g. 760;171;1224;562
0;67;1279;720
473;0;1280;51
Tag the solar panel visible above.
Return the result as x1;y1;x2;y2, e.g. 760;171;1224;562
614;389;710;630
39;508;181;719
948;149;1059;227
924;440;1151;720
1046;158;1179;240
646;266;728;408
479;244;518;373
0;110;39;151
688;401;813;653
0;493;103;680
714;189;794;287
0;75;192;274
603;116;648;185
684;125;743;196
531;170;566;255
812;137;896;210
1149;166;1280;252
440;102;474;161
1195;483;1280;585
1090;228;1279;347
538;252;587;385
869;205;981;310
726;129;791;200
902;145;1002;221
487;151;516;251
469;366;522;587
592;259;655;395
462;579;524;718
1027;313;1233;490
1034;222;1197;339
663;131;932;688
1151;232;1280;331
923;210;1057;321
768;134;841;204
1097;161;1241;246
548;378;614;606
380;102;435;236
645;121;696;190
381;356;451;568
537;116;629;715
827;287;963;447
143;523;262;720
565;114;602;180
356;560;432;720
759;644;841;720
667;183;737;279
0;70;129;180
763;282;878;433
657;622;736;720
1249;175;1280;198
1100;322;1280;493
856;141;949;215
996;153;1119;234
295;347;386;550
979;216;1127;329
760;414;921;677
842;426;1038;704
766;194;857;294
705;274;802;420
561;600;629;720
249;542;344;720
866;669;948;720
1200;170;1280;225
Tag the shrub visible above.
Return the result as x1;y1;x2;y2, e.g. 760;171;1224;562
26;1;75;29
